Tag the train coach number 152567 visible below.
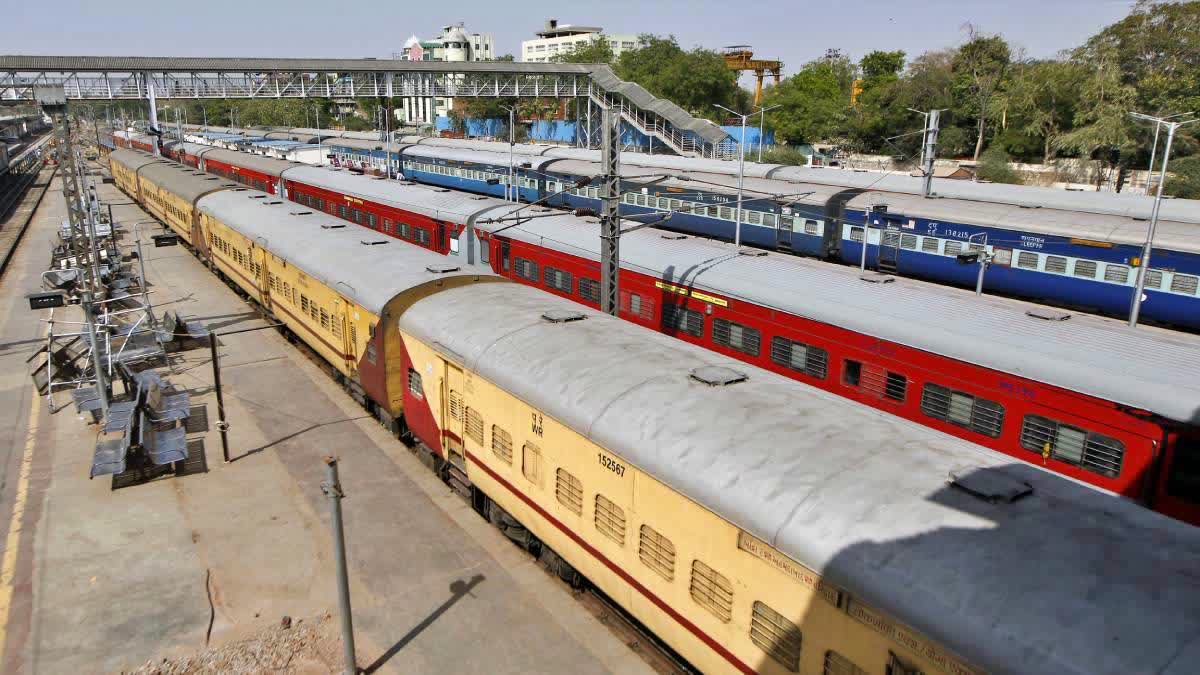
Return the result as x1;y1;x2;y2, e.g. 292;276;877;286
599;453;626;477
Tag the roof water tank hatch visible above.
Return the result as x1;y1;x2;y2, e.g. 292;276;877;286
689;366;748;386
541;309;587;323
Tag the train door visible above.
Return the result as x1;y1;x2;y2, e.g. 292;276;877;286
442;363;467;471
878;227;901;273
1154;433;1200;526
777;215;793;250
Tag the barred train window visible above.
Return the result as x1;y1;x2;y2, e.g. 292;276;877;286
465;407;484;445
690;560;733;622
750;601;802;672
1016;251;1039;269
943;240;963;257
823;651;868;675
407;368;423;398
578;278;600;304
522;442;542;485
1045;256;1068;274
1073;260;1097;278
638;524;675;581
555;469;582;515
1105;264;1129;283
770;337;828;379
712;318;761;357
514;257;539;282
447;391;462;421
491;425;513;464
543;266;573;293
594;494;626;545
1019;415;1124;477
920;384;1005;438
843;360;907;402
662;305;703;337
1171;274;1198;295
620;291;654;320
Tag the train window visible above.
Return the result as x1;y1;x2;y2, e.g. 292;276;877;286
301;295;310;314
804;219;820;235
943;240;963;257
763;213;777;228
415;229;431;246
366;213;377;229
594;494;626;545
844;360;906;401
1171;273;1198;295
339;204;348;218
500;241;511;271
690;560;733;623
900;234;918;250
750;601;802;672
1104;264;1129;283
399;223;411;239
381;218;391;234
1019;415;1124;477
849;226;864;243
620;291;654;321
921;237;939;253
1073;260;1097;278
1016;251;1039;269
719;206;733;220
662;305;704;338
887;652;924;675
491;426;513;464
1166;437;1200;504
749;211;762;225
1144;269;1163;289
770;337;828;379
1045;256;1068;274
522;442;542;486
407;369;423;399
920;384;1005;438
712;318;761;357
514;257;538;282
824;651;868;675
578;278;600;304
555;469;583;515
447;391;462;422
465;408;484;445
638;525;675;581
543;266;573;294
320;309;330;330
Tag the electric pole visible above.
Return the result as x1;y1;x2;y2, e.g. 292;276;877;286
599;108;621;316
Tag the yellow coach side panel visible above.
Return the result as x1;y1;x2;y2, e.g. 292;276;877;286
109;158;141;197
199;210;266;302
405;336;976;675
257;247;368;378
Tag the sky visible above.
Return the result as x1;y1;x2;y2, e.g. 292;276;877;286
11;0;1140;84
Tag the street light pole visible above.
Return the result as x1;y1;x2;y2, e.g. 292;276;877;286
716;104;778;249
502;105;516;202
1144;112;1191;194
1128;112;1198;327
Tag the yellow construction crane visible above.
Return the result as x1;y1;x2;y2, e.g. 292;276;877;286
722;46;783;107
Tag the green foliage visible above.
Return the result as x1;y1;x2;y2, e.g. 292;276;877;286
1165;155;1200;199
989;60;1085;162
757;144;812;167
763;55;853;145
976;145;1022;184
952;29;1012;160
614;35;739;120
1052;49;1137;158
859;50;905;82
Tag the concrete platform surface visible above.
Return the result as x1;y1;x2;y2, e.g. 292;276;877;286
0;167;656;674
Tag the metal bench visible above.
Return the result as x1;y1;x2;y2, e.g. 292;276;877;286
143;379;190;425
138;411;188;465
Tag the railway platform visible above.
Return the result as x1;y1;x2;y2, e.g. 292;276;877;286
0;166;657;673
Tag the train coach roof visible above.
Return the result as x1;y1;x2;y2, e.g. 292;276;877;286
200;148;300;177
165;141;214;157
399;145;558;171
415;137;561;156
137;161;239;202
108;148;165;172
196;189;499;312
399;281;1200;675
769;165;1200;224
477;214;1200;424
280;166;497;223
322;137;390;152
846;190;1200;253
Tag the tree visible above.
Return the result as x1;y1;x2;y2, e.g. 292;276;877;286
614;35;739;120
952;27;1012;161
1165;155;1200;199
860;50;905;82
976;145;1022;183
989;60;1084;162
1053;49;1137;189
763;56;853;145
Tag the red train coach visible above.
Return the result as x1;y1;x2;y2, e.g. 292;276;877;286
136;129;1200;525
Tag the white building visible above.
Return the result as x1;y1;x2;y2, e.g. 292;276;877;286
520;18;644;62
398;23;496;125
